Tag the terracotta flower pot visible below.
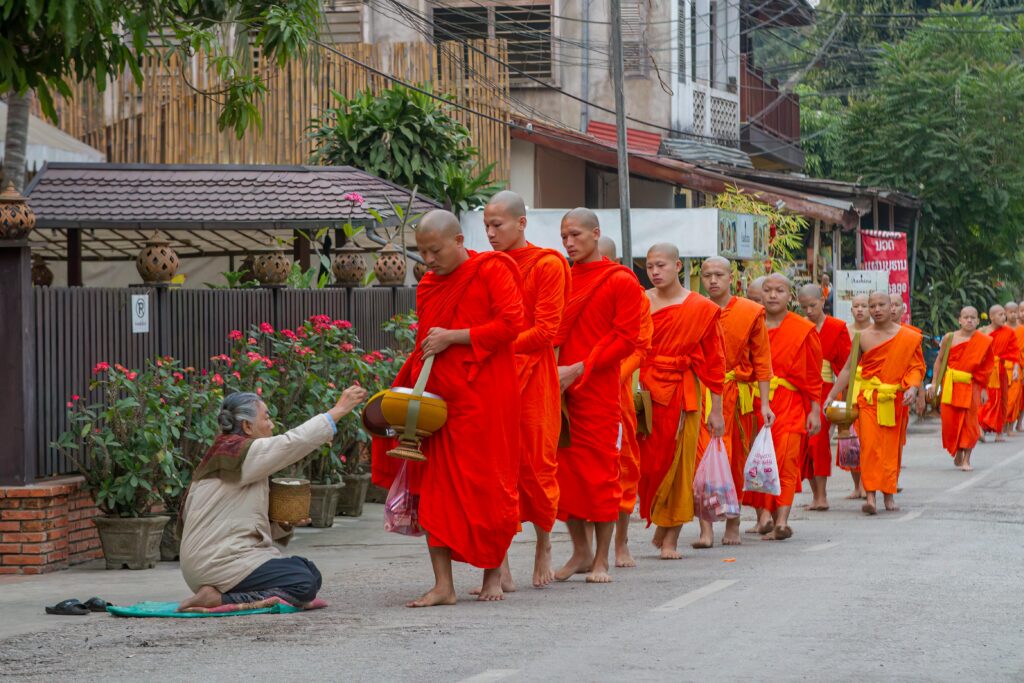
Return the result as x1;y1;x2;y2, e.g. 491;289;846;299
337;473;372;517
0;182;35;239
308;482;345;528
136;239;180;284
31;254;53;287
93;515;169;570
374;242;407;286
160;517;181;561
253;250;292;286
332;242;367;287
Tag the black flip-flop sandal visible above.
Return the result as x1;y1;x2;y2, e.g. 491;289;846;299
45;599;89;616
82;597;112;613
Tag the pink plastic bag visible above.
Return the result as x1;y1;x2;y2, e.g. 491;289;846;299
837;423;861;469
743;427;781;496
384;462;425;537
693;437;740;522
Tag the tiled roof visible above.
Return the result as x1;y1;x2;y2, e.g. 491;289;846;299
24;163;439;230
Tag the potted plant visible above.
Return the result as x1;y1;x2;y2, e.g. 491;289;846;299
53;360;184;570
336;440;372;517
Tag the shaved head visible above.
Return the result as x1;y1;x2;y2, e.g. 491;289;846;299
1005;301;1020;325
989;304;1007;328
762;272;792;316
599;236;618;261
702;256;731;272
1006;301;1019;310
764;272;792;288
647;242;679;261
561;207;602;264
416;209;466;276
852;293;869;305
961;306;978;317
959;306;980;333
417;209;462;237
564;207;600;230
486;190;526;219
799;283;823;299
797;283;825;323
868;291;892;324
700;256;733;303
746;275;767;304
851;293;870;325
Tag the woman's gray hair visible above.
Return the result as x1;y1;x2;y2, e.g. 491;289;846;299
217;392;263;435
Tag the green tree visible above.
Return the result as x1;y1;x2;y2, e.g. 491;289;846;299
308;85;501;215
0;0;321;191
839;3;1024;333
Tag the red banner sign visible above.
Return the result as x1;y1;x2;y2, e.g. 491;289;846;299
861;229;910;323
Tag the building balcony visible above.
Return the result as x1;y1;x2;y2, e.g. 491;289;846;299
740;54;804;171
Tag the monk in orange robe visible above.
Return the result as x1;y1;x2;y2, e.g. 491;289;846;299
696;256;774;545
746;275;767;305
798;284;851;512
552;208;645;584
890;294;922;481
927;306;993;472
840;293;872;500
1002;302;1023;432
828;291;924;515
1015;299;1024;431
743;274;822;540
483;191;569;590
636;244;725;558
978;305;1019;441
371;210;524;607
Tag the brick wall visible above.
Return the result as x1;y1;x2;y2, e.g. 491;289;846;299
0;477;103;575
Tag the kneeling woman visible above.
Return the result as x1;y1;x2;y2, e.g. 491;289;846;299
177;386;367;611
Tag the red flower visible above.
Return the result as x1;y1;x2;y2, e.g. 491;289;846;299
247;337;257;346
232;371;241;380
201;369;209;377
372;350;384;360
263;358;274;368
362;354;376;364
409;322;419;331
155;359;163;367
342;191;365;205
336;320;353;329
281;329;298;341
126;372;138;381
212;373;224;386
92;362;110;374
340;342;354;352
66;401;73;408
172;372;185;382
71;394;80;402
256;387;263;396
246;351;264;364
228;330;243;341
340;455;348;463
259;322;275;334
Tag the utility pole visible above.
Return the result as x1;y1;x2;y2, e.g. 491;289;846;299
609;0;632;270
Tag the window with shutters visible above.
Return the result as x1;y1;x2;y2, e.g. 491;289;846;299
620;0;648;79
432;3;553;84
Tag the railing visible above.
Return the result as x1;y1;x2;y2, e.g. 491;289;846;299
33;286;416;478
740;54;800;143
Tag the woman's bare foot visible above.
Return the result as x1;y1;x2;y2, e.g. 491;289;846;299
660;544;683;559
176;585;222;612
533;542;555;587
407;586;458;608
960;463;974;471
614;544;637;568
554;552;593;581
691;534;713;550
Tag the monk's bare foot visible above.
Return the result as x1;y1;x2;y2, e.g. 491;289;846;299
651;526;667;549
660;545;683;559
475;571;505;602
585;570;613;583
177;585;222;612
953;450;965;467
746;520;774;535
614;544;637;568
862;502;877;516
533;543;555;587
883;495;900;512
470;562;516;595
722;532;741;546
810;503;829;512
762;526;792;541
554;553;593;581
691;532;713;549
844;491;861;500
407;586;458;608
960;463;974;471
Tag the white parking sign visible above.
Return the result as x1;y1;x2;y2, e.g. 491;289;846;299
131;294;150;334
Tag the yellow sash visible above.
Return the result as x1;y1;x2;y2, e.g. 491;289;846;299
704;370;757;421
860;376;900;426
941;368;973;405
753;376;798;401
852;366;863;399
821;359;835;384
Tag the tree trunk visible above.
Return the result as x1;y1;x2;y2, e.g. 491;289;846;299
2;92;33;193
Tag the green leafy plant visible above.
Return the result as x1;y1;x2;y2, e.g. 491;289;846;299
713;185;808;278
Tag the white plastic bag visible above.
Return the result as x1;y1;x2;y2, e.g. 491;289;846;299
743;427;781;496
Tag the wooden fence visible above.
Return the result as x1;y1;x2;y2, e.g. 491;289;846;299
37;40;511;183
34;286;416;478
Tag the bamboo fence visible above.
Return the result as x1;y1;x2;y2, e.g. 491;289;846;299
38;40;511;181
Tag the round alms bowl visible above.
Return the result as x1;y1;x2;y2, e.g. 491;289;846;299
362;390;396;438
380;387;447;436
825;401;859;426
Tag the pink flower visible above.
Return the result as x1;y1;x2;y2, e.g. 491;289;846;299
340;455;348;463
247;337;257;346
66;401;73;408
173;372;184;381
201;369;209;377
155;359;163;367
362;354;376;365
256;386;263;396
263;358;274;368
126;372;138;381
92;362;110;374
336;320;353;330
342;192;365;205
327;382;336;389
212;373;224;386
281;329;298;341
246;351;264;364
160;398;166;405
296;327;307;338
259;322;275;334
372;350;384;361
340;343;354;352
228;330;243;341
409;322;419;331
232;371;241;380
309;315;331;325
71;394;80;402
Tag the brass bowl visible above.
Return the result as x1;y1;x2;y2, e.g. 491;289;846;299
380;387;448;436
825;401;859;438
362;390;396;438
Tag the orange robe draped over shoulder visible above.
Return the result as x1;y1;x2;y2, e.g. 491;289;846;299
371;252;524;569
697;297;773;495
804;315;851;480
618;298;653;515
743;312;822;510
856;327;925;495
940;333;994;457
638;293;725;527
1013;326;1024;422
555;258;645;523
507;244;570;531
978;326;1019;434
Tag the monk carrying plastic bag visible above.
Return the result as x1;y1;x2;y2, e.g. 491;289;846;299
693;437;740;521
743;427;781;496
384;462;425;537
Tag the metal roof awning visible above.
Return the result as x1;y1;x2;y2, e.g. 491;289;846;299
0;102;105;172
512;119;862;229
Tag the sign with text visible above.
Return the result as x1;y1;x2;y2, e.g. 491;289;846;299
861;229;910;323
834;270;890;324
717;211;770;260
131;294;150;334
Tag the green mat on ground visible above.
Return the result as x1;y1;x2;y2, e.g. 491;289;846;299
107;601;302;618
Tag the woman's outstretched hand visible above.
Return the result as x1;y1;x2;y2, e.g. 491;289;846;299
329;385;369;422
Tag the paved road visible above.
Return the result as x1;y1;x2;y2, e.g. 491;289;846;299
2;418;1023;682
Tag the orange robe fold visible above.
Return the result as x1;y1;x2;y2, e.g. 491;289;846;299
856;327;925;495
555;258;644;523
742;312;822;510
697;296;773;497
371;252;524;568
804;315;851;480
638;293;726;527
978;326;1019;434
618;298;653;515
1013;326;1024;422
507;245;570;531
940;333;994;456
